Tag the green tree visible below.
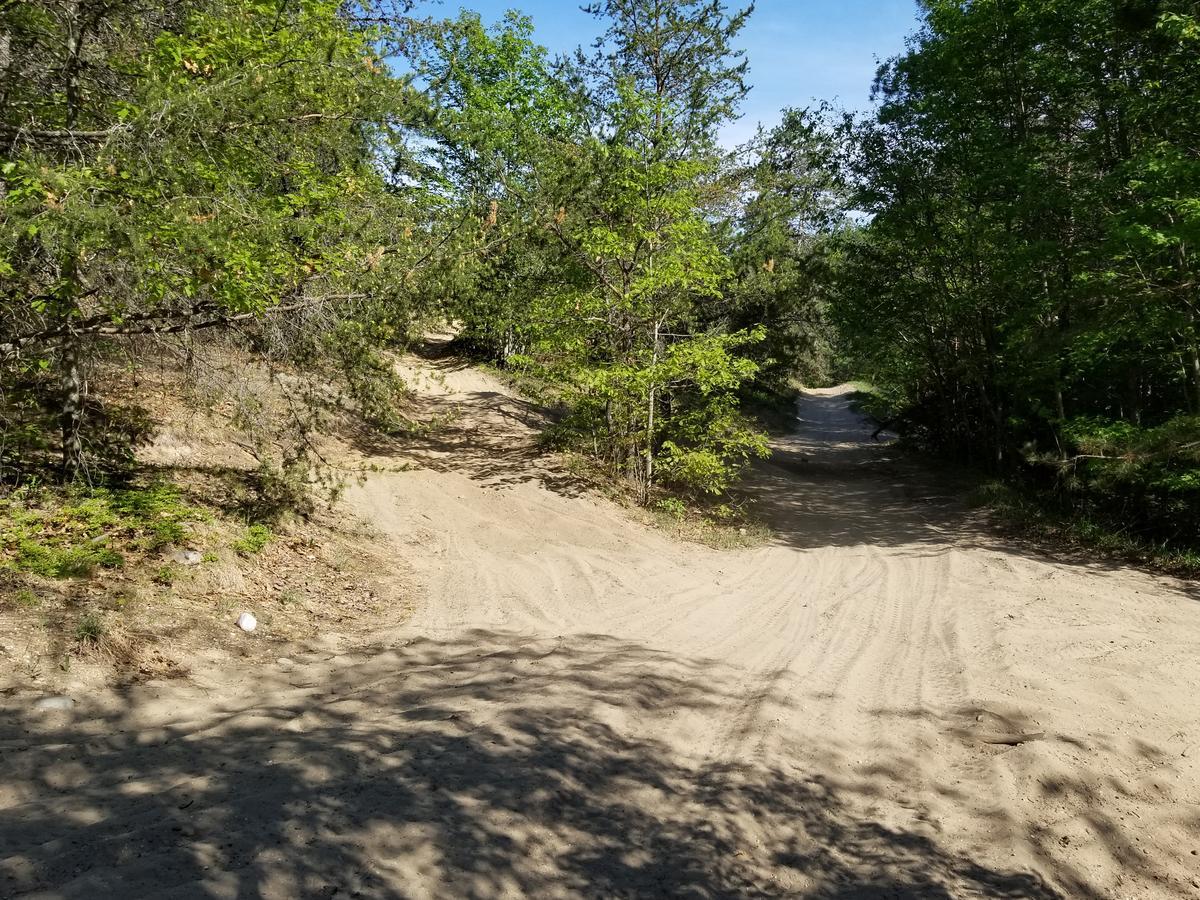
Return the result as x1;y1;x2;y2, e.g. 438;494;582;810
409;10;580;363
0;0;420;477
832;0;1200;550
533;0;766;500
722;106;850;387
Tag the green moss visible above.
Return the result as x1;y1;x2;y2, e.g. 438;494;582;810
13;541;124;578
0;481;203;579
232;523;273;556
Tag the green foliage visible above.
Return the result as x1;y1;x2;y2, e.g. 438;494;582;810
722;107;851;388
655;497;687;521
973;479;1200;578
232;523;273;556
412;0;770;501
829;0;1200;553
246;453;324;521
1045;415;1200;545
3;0;401;321
536;1;765;499
0;482;202;578
406;10;578;363
1;0;427;478
0;0;778;505
7;1;1193;566
565;331;770;494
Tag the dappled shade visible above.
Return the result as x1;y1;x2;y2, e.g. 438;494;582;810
1;631;1059;898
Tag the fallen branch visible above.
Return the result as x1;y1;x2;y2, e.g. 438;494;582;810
0;122;116;142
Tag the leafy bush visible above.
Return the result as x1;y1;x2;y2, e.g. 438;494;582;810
1044;415;1200;550
232;524;273;556
550;330;770;500
655;497;687;520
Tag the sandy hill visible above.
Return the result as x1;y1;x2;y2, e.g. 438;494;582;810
2;352;1199;898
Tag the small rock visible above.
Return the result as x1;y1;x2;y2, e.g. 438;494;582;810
283;711;321;733
171;549;203;566
34;696;75;712
237;612;258;632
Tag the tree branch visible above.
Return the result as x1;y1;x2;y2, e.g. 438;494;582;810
0;298;354;357
0;122;116;142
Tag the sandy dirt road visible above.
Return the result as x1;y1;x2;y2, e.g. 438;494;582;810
2;364;1200;898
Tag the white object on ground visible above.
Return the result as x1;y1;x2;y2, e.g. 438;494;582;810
171;549;203;566
34;696;76;711
237;612;258;632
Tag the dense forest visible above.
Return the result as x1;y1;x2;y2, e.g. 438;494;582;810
836;0;1200;557
2;0;1198;559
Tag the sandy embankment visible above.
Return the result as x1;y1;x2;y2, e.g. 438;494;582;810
2;360;1198;898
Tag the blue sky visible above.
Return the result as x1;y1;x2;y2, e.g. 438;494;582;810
413;1;923;146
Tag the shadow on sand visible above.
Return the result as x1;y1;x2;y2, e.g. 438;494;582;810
1;632;1062;898
733;393;1200;599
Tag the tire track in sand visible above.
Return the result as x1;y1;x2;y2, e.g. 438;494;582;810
6;371;1200;899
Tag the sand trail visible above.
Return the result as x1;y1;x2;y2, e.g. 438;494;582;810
2;363;1200;898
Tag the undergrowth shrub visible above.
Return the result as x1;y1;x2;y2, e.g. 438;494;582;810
74;612;106;646
0;481;204;579
232;523;273;556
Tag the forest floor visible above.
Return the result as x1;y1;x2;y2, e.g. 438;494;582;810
3;351;1200;898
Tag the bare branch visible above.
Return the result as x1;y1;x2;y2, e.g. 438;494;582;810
0;296;364;357
0;122;116;142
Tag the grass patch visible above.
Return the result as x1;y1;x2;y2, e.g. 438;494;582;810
0;481;205;579
232;523;273;556
74;612;106;646
647;496;770;550
12;588;41;608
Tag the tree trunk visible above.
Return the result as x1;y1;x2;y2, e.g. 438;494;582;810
1188;343;1200;416
0;30;11;81
60;335;85;481
642;321;660;505
64;2;83;129
500;326;517;367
